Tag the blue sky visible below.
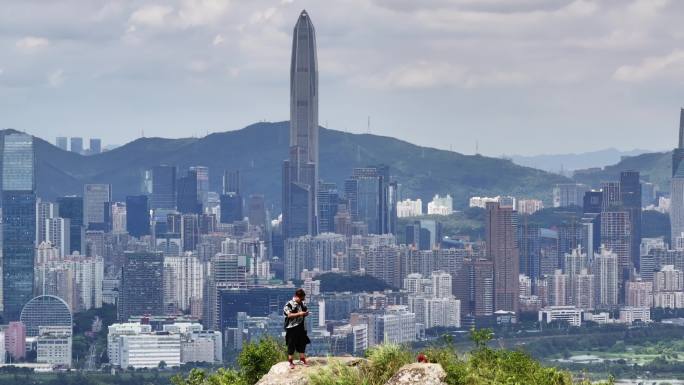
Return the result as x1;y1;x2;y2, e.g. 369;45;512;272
1;0;683;155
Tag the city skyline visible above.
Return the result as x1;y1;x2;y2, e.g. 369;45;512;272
1;1;684;155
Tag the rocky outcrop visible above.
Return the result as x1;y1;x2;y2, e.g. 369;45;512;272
255;357;365;385
385;363;447;385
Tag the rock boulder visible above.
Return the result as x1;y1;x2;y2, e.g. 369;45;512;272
255;357;365;385
384;363;447;385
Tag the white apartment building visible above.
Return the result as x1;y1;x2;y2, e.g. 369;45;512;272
377;306;416;344
619;307;651;324
36;326;72;368
164;254;204;312
539;306;583;327
427;195;453;215
119;333;181;369
397;199;423;218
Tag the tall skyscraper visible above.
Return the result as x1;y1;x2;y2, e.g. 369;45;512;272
57;196;85;255
317;182;339;234
593;247;619;309
220;170;243;224
84;184;112;231
126;195;150;238
620;171;641;270
55;137;68;151
247;194;266;227
177;169;201;214
671;109;684;245
119;252;164;320
2;133;36;320
70;137;83;154
89;138;102;154
485;202;519;313
282;10;318;240
190;166;209;212
151;165;177;210
344;166;396;235
601;181;621;210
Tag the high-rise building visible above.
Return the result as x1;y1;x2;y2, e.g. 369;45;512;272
36;200;58;245
454;258;494;318
553;183;588;208
70;137;83;154
671;109;684;246
282;10;319;240
177;169;201;214
5;321;27;360
126;195;150;238
573;269;595;310
621;171;642;270
220;170;243;224
548;270;568;306
45;217;71;257
317;182;339;233
181;214;200;252
486;202;519;313
2;133;37;320
84;184;112;231
190;166;209;212
163;254;204;314
601;182;621;210
583;190;602;214
112;202;127;234
247;194;267;227
600;210;632;271
593;247;619;309
223;170;240;195
57;196;85;255
220;193;243;224
344;166;396;235
119;252;164;320
151;165;177;210
56;137;68;150
89;138;102;154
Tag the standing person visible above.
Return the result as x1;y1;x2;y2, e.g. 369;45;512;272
283;288;310;369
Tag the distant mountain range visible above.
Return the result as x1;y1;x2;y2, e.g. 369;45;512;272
1;122;571;211
572;150;672;192
508;148;652;173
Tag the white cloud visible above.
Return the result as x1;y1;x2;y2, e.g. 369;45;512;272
188;60;210;73
613;50;684;82
15;36;49;51
47;69;65;87
177;0;230;27
212;34;224;46
129;0;230;30
129;5;174;27
369;62;528;89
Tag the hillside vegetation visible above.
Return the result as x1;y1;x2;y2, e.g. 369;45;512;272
171;330;613;385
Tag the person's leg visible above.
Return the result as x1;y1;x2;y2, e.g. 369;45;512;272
286;331;296;368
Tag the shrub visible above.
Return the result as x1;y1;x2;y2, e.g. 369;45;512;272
308;360;363;385
237;337;287;385
171;368;245;385
362;344;412;385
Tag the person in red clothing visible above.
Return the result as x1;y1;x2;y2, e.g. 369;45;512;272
283;288;310;369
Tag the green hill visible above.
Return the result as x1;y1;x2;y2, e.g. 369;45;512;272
573;150;672;191
1;122;569;210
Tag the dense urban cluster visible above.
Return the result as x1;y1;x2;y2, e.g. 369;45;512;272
0;11;682;384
